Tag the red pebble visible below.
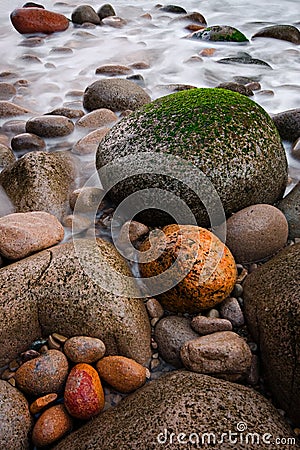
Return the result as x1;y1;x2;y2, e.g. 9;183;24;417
64;363;105;420
10;8;69;35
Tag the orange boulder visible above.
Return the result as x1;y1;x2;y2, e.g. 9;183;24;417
10;8;69;35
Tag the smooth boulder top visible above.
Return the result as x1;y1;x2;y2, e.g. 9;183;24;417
243;243;300;426
53;371;299;450
97;88;288;226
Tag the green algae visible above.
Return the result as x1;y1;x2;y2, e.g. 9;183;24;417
188;25;248;43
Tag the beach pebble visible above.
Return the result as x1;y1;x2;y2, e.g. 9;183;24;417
15;349;68;396
10;7;69;34
272;108;300;142
46;107;84;119
64;363;105;420
0;82;16;100
95;64;133;76
32;404;72;448
77;108;117;129
71;5;100;25
191;315;233;335
97;4;116;20
146;298;164;319
117;220;149;248
154;316;199;368
0;144;15;168
180;331;252;379
101;16;127;28
217;81;253;96
207;308;220;318
64;336;106;363
26;115;74;137
11;132;46;153
72;128;110;155
219;297;245;327
252;24;300;44
83;78;151;112
69;187;105;213
0;100;31;117
2;119;26;134
0;211;64;260
30;393;58;414
226;204;288;263
96;356;147;393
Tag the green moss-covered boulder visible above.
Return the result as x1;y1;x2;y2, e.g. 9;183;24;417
96;88;287;226
188;25;248;42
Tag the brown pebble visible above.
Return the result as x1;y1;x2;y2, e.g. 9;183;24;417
8;359;20;372
64;336;106;364
21;349;40;362
52;333;68;344
48;335;61;350
95;64;133;76
8;378;16;387
146;298;164;319
96;356;147;393
32;404;72;448
30;393;58;414
191;315;233;335
1;369;15;380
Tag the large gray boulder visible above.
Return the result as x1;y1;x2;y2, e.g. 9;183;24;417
96;88;287;226
243;244;300;425
0;380;33;450
53;371;299;449
0;238;151;366
0;151;76;220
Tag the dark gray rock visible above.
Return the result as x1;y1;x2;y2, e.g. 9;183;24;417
96;88;288;227
0;380;33;449
97;4;116;20
83;78;151;112
0;238;151;367
272;108;300;142
160;5;187;14
217;52;272;68
53;371;299;450
154;316;199;367
187;25;248;42
252;24;300;44
217;81;253;96
71;5;100;25
277;182;300;239
11;132;46;154
243;243;300;425
0;151;76;220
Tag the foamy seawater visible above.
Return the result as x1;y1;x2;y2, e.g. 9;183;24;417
0;0;300;182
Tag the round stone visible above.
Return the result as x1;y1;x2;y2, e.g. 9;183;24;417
15;349;69;396
10;7;69;34
83;78;151;112
11;132;46;153
32;404;72;447
191;315;232;335
26;115;74;137
64;336;106;363
71;5;100;25
139;225;237;313
96;88;287;227
76;108;117;129
226;204;289;263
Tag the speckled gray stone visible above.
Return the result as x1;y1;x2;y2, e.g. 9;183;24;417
53;371;299;450
97;4;116;20
154;316;199;368
71;5;100;25
0;380;33;449
272;108;300;142
0;238;151;366
277;182;300;239
0;151;76;220
0;143;15;167
96;88;287;227
243;243;300;425
83;78;151;112
252;25;300;44
11;132;46;153
26;115;74;138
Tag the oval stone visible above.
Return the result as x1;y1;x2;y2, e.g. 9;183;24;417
64;336;106;363
64;363;105;419
32;404;72;447
10;8;69;34
15;349;69;396
96;356;147;393
226;204;288;263
26;115;74;137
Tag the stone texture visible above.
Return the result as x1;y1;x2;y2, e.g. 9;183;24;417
10;7;69;34
97;4;116;20
0;211;64;260
0;144;15;168
252;24;300;44
96;88;287;227
0;151;76;220
0;380;33;450
243;243;300;425
95;65;133;76
154;316;199;368
46;107;84;119
0;82;16;100
72;128;110;154
140;225;237;313
191;315;232;335
180;331;252;379
217;81;253;96
83;78;151;112
272;108;300;142
64;336;106;363
145;297;164;319
188;25;248;42
226;204;288;263
30;393;58;414
71;5;100;25
32;404;72;447
53;371;299;450
26;115;74;137
77;108;117;129
11;132;46;153
0;238;151;365
64;364;105;420
15;349;69;396
278;182;300;239
0;100;31;117
96;356;147;393
69;186;105;212
219;297;244;327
